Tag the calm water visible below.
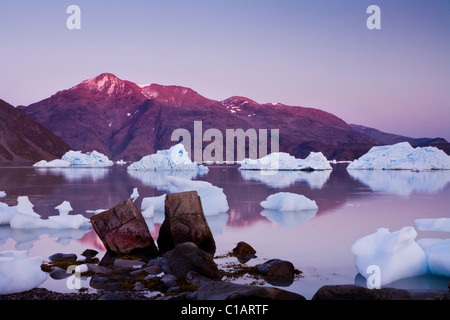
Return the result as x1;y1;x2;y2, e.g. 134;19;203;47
0;163;449;299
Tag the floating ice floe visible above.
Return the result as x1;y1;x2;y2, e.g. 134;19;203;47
347;142;450;170
0;191;6;198
9;197;90;229
141;194;166;218
260;209;317;227
0;250;48;295
414;218;450;232
260;192;318;212
33;150;114;167
116;159;127;165
417;238;450;278
130;188;139;202
127;143;208;172
239;152;332;171
154;176;228;216
0;202;16;225
351;226;428;286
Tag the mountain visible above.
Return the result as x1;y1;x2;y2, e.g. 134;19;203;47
0;99;71;162
350;124;450;154
21;73;380;161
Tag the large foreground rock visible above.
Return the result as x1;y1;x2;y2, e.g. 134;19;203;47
312;284;412;300
197;281;306;300
158;191;216;255
90;199;158;256
164;242;222;280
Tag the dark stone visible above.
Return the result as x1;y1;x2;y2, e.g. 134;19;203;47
90;198;158;257
48;253;77;262
49;267;71;280
81;249;99;258
98;294;127;300
232;241;257;263
311;284;412;300
157;191;216;255
257;259;295;286
196;281;306;300
164;242;222;280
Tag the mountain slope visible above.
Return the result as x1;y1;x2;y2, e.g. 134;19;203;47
21;73;380;161
0;99;71;162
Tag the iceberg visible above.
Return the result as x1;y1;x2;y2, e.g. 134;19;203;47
47;201;90;229
33;150;114;167
414;218;450;232
417;238;450;278
130;188;139;202
0;191;6;198
127;143;208;172
260;192;318;211
9;197;90;229
347;142;450;170
0;202;16;225
0;250;48;295
351;226;428;286
141;194;166;218
239;151;332;171
154;176;228;216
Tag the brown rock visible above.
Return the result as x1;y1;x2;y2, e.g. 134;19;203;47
157;191;216;255
164;242;222;280
257;259;296;286
90;198;158;256
232;241;257;263
196;281;306;300
311;284;412;300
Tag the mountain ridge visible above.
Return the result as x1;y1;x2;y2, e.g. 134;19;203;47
18;73;447;162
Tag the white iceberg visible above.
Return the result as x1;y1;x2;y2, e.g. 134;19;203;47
10;197;90;229
130;188;139;202
127;143;208;172
0;250;48;295
0;202;16;225
417;238;450;278
10;196;48;229
239;152;332;171
260;192;318;212
414;218;450;232
351;226;428;286
141;194;166;218
0;191;6;198
347;142;450;170
154;176;228;216
47;201;90;229
33;150;114;167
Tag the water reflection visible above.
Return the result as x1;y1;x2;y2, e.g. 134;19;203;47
347;169;450;196
240;170;331;189
0;225;90;251
34;167;109;182
260;209;317;227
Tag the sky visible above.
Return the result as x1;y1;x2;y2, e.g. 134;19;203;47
0;0;449;140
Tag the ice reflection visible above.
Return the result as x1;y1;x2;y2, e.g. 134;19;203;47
240;170;331;189
0;225;90;251
347;169;450;196
260;209;317;227
34;167;109;182
127;169;203;187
